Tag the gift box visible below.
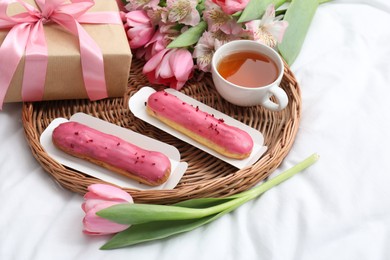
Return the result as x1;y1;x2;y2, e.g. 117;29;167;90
0;0;132;104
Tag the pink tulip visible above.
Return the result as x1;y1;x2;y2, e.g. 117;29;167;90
82;184;133;236
211;0;250;15
143;48;194;90
124;10;155;49
136;30;169;60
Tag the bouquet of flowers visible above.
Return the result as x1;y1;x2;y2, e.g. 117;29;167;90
121;0;326;90
122;0;287;90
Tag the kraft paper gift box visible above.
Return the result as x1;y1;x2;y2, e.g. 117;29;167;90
0;0;132;104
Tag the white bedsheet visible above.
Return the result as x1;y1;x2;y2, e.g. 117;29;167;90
1;0;390;259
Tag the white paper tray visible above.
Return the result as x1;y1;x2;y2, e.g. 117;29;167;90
40;113;188;190
129;87;267;169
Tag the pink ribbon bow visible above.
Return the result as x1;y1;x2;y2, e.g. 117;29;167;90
0;0;122;109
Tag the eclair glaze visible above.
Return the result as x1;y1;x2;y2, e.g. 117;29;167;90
52;122;171;186
146;91;253;159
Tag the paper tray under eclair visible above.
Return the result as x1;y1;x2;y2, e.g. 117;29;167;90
129;87;268;170
40;112;188;190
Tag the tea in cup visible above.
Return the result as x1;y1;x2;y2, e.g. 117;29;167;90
211;40;288;111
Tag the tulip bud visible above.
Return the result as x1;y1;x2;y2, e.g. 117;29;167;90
82;184;133;235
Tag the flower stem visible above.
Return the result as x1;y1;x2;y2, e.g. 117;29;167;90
246;153;319;199
199;153;319;216
97;154;319;225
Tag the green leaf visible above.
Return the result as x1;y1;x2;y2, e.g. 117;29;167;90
173;197;238;208
275;8;287;17
278;0;319;65
232;11;242;17
167;21;207;48
237;0;287;23
100;208;234;249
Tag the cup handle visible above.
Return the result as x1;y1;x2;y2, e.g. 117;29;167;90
262;86;288;111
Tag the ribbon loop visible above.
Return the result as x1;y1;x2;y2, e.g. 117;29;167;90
0;0;122;109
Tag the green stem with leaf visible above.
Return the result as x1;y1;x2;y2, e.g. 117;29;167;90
238;0;287;23
98;153;319;249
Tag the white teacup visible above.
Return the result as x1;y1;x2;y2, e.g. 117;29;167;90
211;40;288;111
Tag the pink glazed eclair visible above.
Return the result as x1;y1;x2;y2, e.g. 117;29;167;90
52;122;171;186
146;91;253;159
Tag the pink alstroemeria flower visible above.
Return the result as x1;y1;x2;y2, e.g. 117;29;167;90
244;4;289;48
143;48;194;90
211;0;250;15
203;0;243;35
193;31;216;72
165;0;200;26
124;10;155;49
125;0;160;11
82;184;134;236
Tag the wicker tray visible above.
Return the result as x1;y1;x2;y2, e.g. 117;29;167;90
22;58;301;204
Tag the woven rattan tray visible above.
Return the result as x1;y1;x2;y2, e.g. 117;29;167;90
22;58;301;204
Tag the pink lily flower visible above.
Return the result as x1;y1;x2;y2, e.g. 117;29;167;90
124;10;155;49
143;48;194;90
82;184;133;236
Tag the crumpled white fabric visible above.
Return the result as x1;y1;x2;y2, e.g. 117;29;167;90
1;0;390;259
